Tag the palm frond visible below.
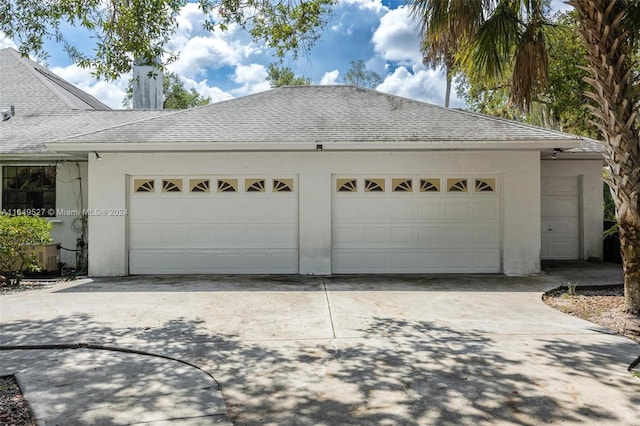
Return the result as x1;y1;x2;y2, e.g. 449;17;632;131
621;0;640;45
409;0;485;72
464;1;520;82
511;23;549;109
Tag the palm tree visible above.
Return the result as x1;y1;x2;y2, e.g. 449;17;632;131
568;0;640;314
409;0;640;313
409;0;485;107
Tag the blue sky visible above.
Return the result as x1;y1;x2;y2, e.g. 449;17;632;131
0;0;572;109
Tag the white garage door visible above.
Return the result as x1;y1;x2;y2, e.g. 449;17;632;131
332;176;501;273
128;176;298;274
541;176;580;259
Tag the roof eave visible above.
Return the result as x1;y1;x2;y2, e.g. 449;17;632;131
0;152;88;161
47;139;581;153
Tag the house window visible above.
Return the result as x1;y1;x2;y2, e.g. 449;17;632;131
447;178;468;192
273;179;294;192
475;178;496;192
2;166;56;216
392;178;413;192
217;179;238;192
337;179;358;192
245;179;266;192
162;179;183;193
134;179;155;193
364;178;385;192
419;178;440;192
190;179;210;193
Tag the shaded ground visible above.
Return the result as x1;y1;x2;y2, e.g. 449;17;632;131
543;285;640;344
1;274;638;425
1;282;63;424
0;375;35;425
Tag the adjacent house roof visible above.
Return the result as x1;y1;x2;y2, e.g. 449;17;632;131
1;110;173;154
0;48;110;114
51;85;591;152
0;47;171;155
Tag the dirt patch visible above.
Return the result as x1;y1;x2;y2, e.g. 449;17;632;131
0;375;36;425
543;285;640;344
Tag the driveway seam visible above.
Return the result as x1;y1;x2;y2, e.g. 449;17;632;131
322;277;337;339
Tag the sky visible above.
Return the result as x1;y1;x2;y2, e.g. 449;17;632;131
0;0;572;110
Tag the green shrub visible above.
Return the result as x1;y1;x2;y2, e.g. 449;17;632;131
0;214;52;285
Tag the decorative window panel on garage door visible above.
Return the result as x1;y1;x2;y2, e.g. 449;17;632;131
128;176;298;274
332;175;501;273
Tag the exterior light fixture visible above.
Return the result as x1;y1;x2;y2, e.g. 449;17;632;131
551;148;563;159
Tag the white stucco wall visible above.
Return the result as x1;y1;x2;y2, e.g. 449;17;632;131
0;161;88;269
503;155;541;275
87;151;541;277
541;159;604;260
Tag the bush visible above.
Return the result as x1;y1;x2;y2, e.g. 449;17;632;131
0;214;52;285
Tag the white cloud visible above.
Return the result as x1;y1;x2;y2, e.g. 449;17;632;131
377;65;457;107
168;35;244;77
51;65;128;109
167;3;263;80
0;33;18;50
320;70;340;85
368;6;469;107
371;6;422;66
173;2;202;36
233;63;268;83
230;64;270;96
181;77;234;103
339;0;387;14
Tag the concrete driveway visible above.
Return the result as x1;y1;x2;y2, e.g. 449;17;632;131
1;272;638;425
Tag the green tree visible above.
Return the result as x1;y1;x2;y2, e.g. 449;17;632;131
0;214;53;285
343;60;382;89
409;0;640;313
456;11;600;139
162;73;210;109
267;63;311;88
123;72;211;109
0;0;335;80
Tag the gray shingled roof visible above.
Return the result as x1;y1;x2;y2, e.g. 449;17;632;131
566;137;603;153
0;47;174;154
0;48;110;114
1;51;602;155
52;85;596;147
1;110;173;153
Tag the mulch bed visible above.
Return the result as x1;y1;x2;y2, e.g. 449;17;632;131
543;285;640;344
0;280;58;296
0;375;36;426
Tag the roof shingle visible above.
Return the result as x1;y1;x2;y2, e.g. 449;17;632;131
1;110;173;153
55;85;589;146
0;47;173;154
0;48;110;114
